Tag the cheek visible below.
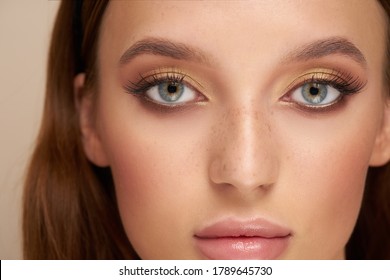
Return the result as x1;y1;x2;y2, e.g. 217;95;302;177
274;94;382;258
291;133;367;244
285;149;366;259
98;103;210;259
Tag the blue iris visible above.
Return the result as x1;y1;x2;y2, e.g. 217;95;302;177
301;83;327;104
158;82;184;102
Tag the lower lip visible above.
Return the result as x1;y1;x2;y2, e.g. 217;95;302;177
195;236;289;260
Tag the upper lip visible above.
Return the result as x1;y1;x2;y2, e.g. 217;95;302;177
194;217;292;239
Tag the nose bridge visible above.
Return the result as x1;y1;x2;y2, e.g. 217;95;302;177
226;105;266;166
209;102;278;190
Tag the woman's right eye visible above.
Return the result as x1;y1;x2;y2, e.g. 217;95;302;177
144;81;198;105
124;71;208;108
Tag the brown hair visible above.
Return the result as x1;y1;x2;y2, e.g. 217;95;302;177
23;0;135;259
23;0;390;259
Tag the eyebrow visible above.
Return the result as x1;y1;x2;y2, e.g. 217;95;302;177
283;37;367;67
119;38;210;66
119;37;367;69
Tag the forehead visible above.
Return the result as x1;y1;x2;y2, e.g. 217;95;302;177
98;0;387;72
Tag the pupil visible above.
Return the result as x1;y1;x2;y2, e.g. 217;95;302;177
309;86;319;96
167;84;177;94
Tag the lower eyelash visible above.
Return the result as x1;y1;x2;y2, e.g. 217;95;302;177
280;70;367;113
124;69;365;115
285;96;349;114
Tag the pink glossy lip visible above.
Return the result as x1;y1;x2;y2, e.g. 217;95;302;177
194;218;291;260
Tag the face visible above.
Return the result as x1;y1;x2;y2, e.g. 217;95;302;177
78;0;390;259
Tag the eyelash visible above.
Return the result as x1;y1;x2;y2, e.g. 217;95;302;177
288;71;365;95
282;70;366;111
125;71;187;94
124;69;366;112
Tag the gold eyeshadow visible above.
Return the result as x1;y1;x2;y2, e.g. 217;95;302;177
123;66;366;115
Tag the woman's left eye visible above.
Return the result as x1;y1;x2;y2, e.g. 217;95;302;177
145;81;197;105
289;82;342;106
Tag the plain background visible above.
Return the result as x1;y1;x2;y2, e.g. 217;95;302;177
0;0;60;259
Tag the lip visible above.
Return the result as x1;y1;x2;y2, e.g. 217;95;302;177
194;217;291;260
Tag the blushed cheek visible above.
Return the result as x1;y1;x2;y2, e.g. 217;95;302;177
271;86;385;259
320;142;368;226
311;142;368;258
101;112;209;259
290;126;372;258
108;140;176;257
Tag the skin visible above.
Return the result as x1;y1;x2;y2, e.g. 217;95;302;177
76;0;390;259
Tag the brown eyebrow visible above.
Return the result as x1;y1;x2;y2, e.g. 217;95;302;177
283;37;367;67
120;37;366;70
119;38;210;66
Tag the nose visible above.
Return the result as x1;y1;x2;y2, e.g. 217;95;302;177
208;104;279;193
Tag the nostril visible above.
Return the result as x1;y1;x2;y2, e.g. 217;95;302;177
208;155;277;192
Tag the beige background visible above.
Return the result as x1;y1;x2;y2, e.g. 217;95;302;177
0;0;60;259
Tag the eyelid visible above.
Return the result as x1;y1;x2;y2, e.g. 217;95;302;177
125;68;204;92
123;68;208;108
279;69;366;111
283;70;365;95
